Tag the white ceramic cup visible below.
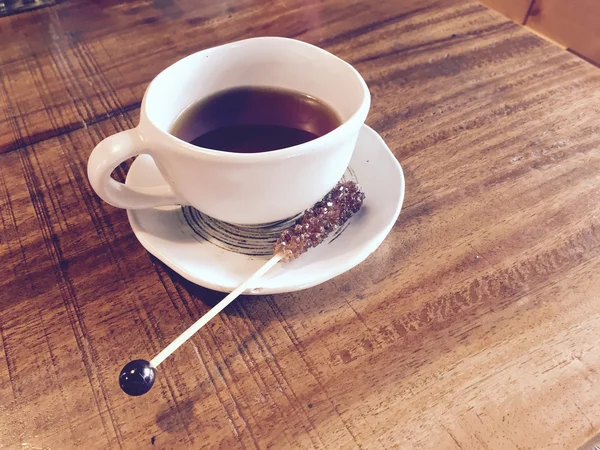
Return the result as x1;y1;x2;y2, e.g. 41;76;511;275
87;37;370;225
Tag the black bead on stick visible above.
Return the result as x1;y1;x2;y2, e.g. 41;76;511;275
119;359;156;396
119;181;364;396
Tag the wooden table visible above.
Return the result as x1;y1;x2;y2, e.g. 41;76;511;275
1;0;599;448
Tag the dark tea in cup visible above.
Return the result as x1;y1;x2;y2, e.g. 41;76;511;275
170;86;342;153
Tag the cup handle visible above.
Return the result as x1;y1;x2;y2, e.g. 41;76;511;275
87;128;178;209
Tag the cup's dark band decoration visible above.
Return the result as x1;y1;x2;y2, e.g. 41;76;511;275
181;169;359;256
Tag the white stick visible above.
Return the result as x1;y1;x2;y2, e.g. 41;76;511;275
150;254;282;367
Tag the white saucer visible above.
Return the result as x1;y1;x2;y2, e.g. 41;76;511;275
126;125;405;295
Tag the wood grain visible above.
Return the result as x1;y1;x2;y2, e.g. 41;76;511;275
1;0;600;449
476;0;532;23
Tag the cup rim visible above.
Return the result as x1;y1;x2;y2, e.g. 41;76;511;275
139;37;371;162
